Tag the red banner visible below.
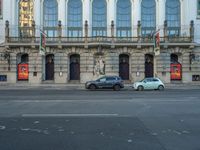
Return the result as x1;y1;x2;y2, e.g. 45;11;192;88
18;63;29;80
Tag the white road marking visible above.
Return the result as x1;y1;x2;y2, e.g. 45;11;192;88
22;113;119;117
8;98;200;103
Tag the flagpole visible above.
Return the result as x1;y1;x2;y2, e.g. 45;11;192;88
153;29;160;78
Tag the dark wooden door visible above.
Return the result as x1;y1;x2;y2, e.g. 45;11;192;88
145;55;154;78
119;54;129;80
70;62;80;80
45;61;54;80
145;62;153;77
119;62;129;80
45;55;54;80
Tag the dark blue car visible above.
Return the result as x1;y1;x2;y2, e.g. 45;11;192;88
85;76;124;91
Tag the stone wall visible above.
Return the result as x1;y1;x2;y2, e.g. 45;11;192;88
0;46;200;84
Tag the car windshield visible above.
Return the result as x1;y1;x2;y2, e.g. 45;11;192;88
140;78;145;82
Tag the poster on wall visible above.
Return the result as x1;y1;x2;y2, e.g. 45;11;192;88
18;63;29;80
170;63;182;80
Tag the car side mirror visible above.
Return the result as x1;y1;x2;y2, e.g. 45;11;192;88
143;81;146;83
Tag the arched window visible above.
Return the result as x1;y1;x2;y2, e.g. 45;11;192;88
19;0;34;37
92;0;107;36
67;0;82;37
116;0;131;37
43;0;58;37
166;0;180;36
141;0;156;37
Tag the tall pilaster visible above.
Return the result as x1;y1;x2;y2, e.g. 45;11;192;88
133;0;141;36
158;0;165;36
58;0;66;26
83;0;91;36
34;0;41;37
107;0;115;37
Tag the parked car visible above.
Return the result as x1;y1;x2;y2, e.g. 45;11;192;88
133;77;165;91
85;76;124;91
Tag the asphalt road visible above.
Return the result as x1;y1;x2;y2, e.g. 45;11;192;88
0;88;200;150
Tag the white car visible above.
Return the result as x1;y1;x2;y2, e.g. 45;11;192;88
133;77;165;91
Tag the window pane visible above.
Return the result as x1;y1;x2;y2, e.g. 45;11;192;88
116;0;131;37
92;0;107;36
198;0;200;16
67;0;82;37
166;0;180;36
43;0;58;37
141;0;156;36
19;0;34;37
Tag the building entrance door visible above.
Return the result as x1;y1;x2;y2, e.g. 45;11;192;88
119;54;129;80
70;54;80;80
145;54;154;77
45;54;54;80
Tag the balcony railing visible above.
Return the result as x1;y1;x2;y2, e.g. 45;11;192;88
4;20;195;47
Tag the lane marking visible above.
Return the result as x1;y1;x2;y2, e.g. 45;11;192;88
22;113;119;117
6;98;200;103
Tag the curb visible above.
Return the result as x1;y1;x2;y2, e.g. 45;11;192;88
0;83;200;90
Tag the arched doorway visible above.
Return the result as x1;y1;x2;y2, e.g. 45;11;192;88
45;54;54;80
70;54;80;80
170;53;182;80
17;53;29;81
119;54;129;80
145;54;154;78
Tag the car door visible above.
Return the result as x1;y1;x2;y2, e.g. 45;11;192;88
152;78;160;89
143;78;152;89
98;77;107;88
105;77;116;88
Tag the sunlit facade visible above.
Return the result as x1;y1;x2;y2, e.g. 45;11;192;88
0;0;200;84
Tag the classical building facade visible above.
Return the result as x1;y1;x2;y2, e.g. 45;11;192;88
0;0;200;84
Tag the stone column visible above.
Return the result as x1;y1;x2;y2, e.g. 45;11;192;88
31;20;35;47
58;0;66;36
5;21;9;43
158;0;165;37
58;0;66;25
83;0;91;36
133;0;141;36
107;0;115;37
164;20;168;42
190;20;194;42
34;0;41;37
137;21;141;42
84;20;88;48
111;20;115;48
58;20;62;49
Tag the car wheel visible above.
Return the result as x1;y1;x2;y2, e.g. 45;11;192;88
138;85;144;91
113;85;120;91
158;85;164;91
89;84;96;90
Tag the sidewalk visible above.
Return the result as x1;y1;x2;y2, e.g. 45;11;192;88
0;82;200;90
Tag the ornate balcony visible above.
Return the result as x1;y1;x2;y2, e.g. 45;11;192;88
4;20;195;49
